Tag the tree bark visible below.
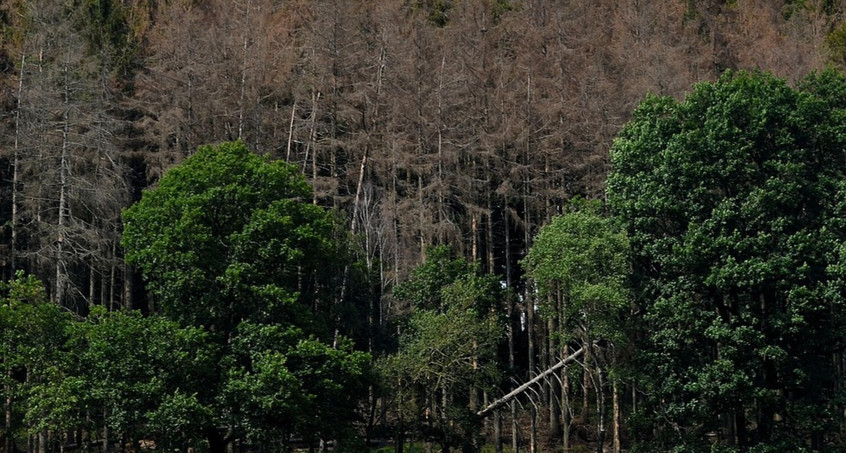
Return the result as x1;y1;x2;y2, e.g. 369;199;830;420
494;410;503;453
4;371;11;453
582;345;591;423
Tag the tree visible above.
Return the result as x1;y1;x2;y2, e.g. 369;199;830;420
220;322;371;449
384;246;503;453
0;272;74;453
522;200;630;452
607;69;846;452
4;0;132;310
522;200;629;344
74;308;214;452
122;141;372;452
122;141;339;333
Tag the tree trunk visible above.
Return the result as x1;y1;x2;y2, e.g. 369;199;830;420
103;407;109;453
612;379;621;453
548;315;561;438
511;400;519;453
594;364;605;453
55;63;71;307
89;261;96;308
529;407;537;453
4;373;12;453
582;345;591;423
494;410;503;453
11;54;25;275
562;360;571;452
123;262;132;311
478;348;585;417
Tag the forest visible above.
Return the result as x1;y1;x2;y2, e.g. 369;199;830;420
3;0;846;452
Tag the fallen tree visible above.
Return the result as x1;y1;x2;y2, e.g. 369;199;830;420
477;347;585;418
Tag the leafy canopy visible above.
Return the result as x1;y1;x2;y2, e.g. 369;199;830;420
607;69;846;451
122;141;372;449
122;141;338;334
522;199;630;341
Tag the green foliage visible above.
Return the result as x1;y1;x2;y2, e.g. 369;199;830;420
394;245;501;314
608;69;846;450
385;247;503;452
0;272;75;438
221;321;374;445
410;0;455;27
522;199;630;342
146;391;212;450
826;22;846;68
75;307;214;443
488;0;515;23
72;0;139;78
123;141;338;335
0;272;221;448
122;141;372;449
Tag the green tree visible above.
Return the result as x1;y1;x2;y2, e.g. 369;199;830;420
521;200;630;451
0;272;75;452
522;200;629;343
122;141;341;334
74;307;214;451
122;141;372;452
385;246;503;453
221;322;372;449
607;69;846;452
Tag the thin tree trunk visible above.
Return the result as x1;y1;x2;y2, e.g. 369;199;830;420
123;262;132;310
55;63;71;307
471;214;478;262
548;314;561;438
436;55;445;243
526;290;535;375
582;345;591;423
11;54;25;275
530;407;537;453
594;363;605;453
103;407;109;453
311;91;319;205
350;151;368;234
109;260;116;311
478;348;585;417
511;401;519;453
89;261;96;308
237;1;250;141
612;379;621;453
562;358;571;452
4;371;12;453
285;101;297;162
494;410;503;453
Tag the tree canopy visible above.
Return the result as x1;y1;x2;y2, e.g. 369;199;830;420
121;141;372;452
384;246;504;452
522;200;630;342
607;69;846;452
122;141;341;334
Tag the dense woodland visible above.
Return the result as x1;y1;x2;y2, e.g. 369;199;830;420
4;0;846;452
